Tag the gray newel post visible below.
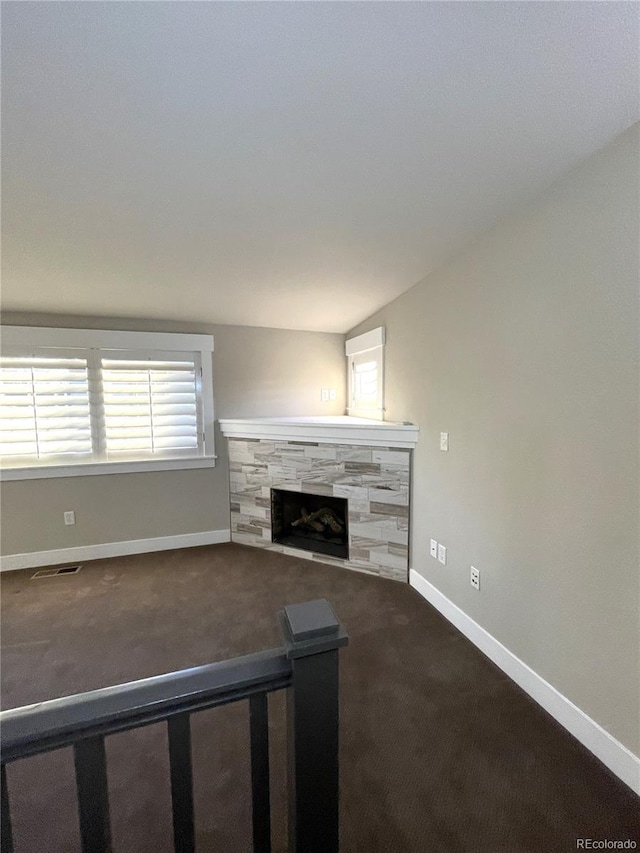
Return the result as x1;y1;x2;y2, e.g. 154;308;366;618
279;599;349;853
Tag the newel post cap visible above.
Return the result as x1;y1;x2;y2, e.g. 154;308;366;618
278;599;349;659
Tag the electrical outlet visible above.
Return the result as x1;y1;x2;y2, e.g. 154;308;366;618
470;566;480;590
64;511;76;526
321;389;329;402
329;389;337;401
437;544;447;565
440;432;449;451
430;539;438;558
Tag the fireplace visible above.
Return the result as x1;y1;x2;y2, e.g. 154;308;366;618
222;427;417;581
271;489;349;560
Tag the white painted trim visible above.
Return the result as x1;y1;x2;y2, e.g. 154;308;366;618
1;456;217;481
345;326;385;356
200;353;216;454
1;326;214;353
0;529;231;572
409;569;640;796
218;416;418;448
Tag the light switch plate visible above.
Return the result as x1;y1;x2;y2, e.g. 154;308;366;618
430;539;438;558
437;544;447;564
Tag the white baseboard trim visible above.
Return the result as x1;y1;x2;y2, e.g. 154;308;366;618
409;569;640;796
0;529;232;572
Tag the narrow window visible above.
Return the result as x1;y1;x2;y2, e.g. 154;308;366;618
345;327;385;420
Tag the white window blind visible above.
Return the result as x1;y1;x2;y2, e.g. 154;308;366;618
101;357;199;458
0;356;93;463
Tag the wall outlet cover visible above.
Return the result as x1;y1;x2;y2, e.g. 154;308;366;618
437;543;447;564
440;432;449;451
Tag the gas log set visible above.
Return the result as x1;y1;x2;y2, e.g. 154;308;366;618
291;507;345;535
270;488;350;559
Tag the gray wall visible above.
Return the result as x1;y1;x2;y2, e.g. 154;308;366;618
0;315;346;554
349;124;640;754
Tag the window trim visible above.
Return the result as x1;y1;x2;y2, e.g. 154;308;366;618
0;456;216;481
345;326;385;420
0;326;216;480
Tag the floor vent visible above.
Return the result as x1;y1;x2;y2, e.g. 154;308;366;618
32;565;82;579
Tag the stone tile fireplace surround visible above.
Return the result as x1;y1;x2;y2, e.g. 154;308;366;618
219;418;419;582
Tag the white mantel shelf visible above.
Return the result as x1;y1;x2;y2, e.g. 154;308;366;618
218;416;419;449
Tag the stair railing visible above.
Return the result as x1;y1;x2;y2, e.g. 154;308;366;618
1;598;348;853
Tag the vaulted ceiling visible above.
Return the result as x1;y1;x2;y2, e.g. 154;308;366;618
2;2;638;332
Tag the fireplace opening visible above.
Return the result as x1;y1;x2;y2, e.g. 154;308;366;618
271;489;349;559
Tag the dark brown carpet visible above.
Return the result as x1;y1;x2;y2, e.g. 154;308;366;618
1;543;638;852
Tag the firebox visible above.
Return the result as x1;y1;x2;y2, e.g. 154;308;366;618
271;488;349;559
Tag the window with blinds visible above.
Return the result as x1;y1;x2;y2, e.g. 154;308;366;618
101;358;199;458
0;357;93;463
0;330;213;473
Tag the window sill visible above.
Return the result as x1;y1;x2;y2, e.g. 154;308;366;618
1;456;217;481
